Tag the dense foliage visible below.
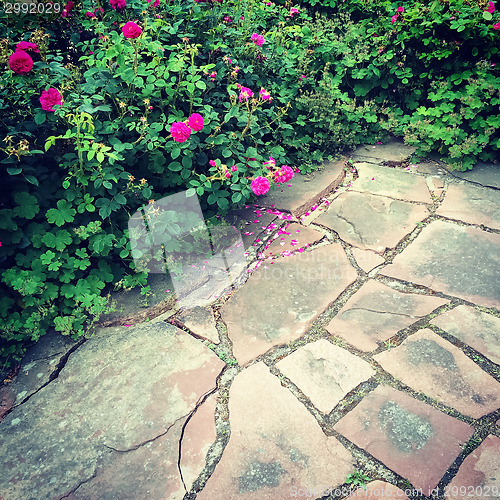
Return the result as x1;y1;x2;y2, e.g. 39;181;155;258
0;0;498;367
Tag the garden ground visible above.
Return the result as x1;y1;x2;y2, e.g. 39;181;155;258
0;138;499;500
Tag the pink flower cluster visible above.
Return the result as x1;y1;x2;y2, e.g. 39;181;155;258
486;1;495;13
250;33;265;46
391;6;404;23
110;0;126;9
61;0;74;17
236;83;254;102
259;88;272;101
170;113;205;142
8;40;40;74
147;0;160;7
493;22;500;29
289;7;299;16
274;165;294;183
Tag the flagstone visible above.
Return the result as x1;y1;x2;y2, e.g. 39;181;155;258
177;306;220;344
444;435;500;500
316;191;429;253
259;160;346;217
451;162;500;189
263;222;324;258
436;182;500;230
351;163;432;203
351;248;385;272
0;322;224;500
326;280;448;352
374;329;500;418
351;139;416;164
222;244;358;365
334;385;474;495
198;363;354;500
276;339;375;414
431;305;500;366
381;220;500;310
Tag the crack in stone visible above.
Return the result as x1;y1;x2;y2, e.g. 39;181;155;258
346;307;419;319
1;338;86;421
336;213;368;246
59;465;98;499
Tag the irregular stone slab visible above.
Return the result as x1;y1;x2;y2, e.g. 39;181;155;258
351;248;385;272
431;305;500;366
198;363;354;500
445;435;500;500
412;161;446;176
69;418;187;500
222;244;358;365
177;306;220;344
334;385;474;495
426;176;445;197
436;182;500;230
351;138;416;164
0;331;77;421
0;322;225;500
374;329;500;418
451;162;500;189
180;393;218;491
260;160;346;218
346;480;409;499
381;221;500;310
316;191;429;253
263;222;324;258
276;339;375;413
326;280;448;352
352;163;432;203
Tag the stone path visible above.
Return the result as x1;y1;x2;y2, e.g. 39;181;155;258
1;138;500;500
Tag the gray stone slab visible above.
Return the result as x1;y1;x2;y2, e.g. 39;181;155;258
431;305;500;366
374;329;500;418
451;162;500;189
351;138;416;164
177;306;220;344
381;220;500;310
352;163;432;203
222;244;358;365
0;322;225;499
436;182;500;230
316;191;429;253
259;160;346;217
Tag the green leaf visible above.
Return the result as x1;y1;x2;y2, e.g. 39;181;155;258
7;167;22;175
483;11;493;20
25;175;39;186
34;112;46;125
40;250;56;265
182;155;192;169
13;192;39;219
96;152;105;163
171;147;181;159
195;80;206;90
46;199;76;227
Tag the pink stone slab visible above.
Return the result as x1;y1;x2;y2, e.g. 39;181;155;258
334;385;474;495
222;244;358;365
276;339;375;413
177;306;220;344
436;183;500;230
374;329;500;418
198;363;354;500
444;435;500;500
316;191;429;253
381;220;500;310
351;248;386;272
431;305;500;366
326;280;448;352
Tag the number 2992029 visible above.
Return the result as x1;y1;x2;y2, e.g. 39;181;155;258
3;2;62;14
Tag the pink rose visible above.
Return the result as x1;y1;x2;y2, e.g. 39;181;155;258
486;1;495;13
209;160;216;167
122;21;142;39
16;41;39;53
40;88;62;112
147;0;160;6
8;51;33;74
396;6;404;12
391;14;399;23
250;33;265;46
259;88;272;101
290;7;299;16
86;11;96;17
110;0;126;9
274;165;294;183
170;122;191;142
251;176;270;195
188;113;204;131
238;86;254;102
493;21;500;29
231;165;237;172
